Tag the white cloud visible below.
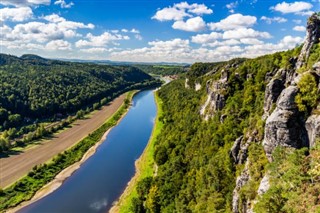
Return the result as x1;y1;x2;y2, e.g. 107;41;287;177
80;47;108;53
260;16;287;24
0;0;50;6
226;1;238;13
240;38;264;45
46;40;71;50
223;28;271;39
191;32;223;44
152;7;190;21
107;34;303;63
0;7;33;22
152;2;212;21
293;25;306;31
43;14;65;23
130;28;140;33
271;1;313;15
242;36;304;58
173;2;213;15
206;39;240;47
1;14;94;52
172;16;206;32
54;0;74;8
75;32;129;48
208;13;257;31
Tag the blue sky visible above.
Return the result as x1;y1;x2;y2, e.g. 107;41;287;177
0;0;319;63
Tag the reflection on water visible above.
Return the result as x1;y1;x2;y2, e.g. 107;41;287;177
20;90;157;213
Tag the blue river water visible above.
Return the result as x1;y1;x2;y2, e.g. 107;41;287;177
20;90;157;213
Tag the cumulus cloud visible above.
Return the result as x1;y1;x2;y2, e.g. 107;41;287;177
172;16;206;32
260;16;287;24
208;13;257;31
191;32;223;44
206;39;240;47
0;7;33;22
0;0;50;7
108;34;304;63
1;14;94;53
152;7;191;21
223;28;271;39
271;1;313;15
75;32;130;48
242;36;304;58
226;1;238;13
54;0;74;8
46;39;71;50
293;25;306;32
152;2;212;21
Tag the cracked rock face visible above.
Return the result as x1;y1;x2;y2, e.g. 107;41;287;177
200;76;228;120
263;86;309;160
263;78;285;119
296;13;320;69
306;114;320;148
257;175;270;196
232;161;250;213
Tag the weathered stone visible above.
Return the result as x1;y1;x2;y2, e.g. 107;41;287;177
195;82;201;91
220;114;227;123
231;136;243;163
257;174;270;196
200;78;228;120
306;114;320;147
313;62;320;75
263;78;285;119
232;161;250;213
296;13;320;69
185;78;190;89
276;86;298;110
263;86;309;160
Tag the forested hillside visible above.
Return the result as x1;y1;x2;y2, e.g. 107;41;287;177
129;13;320;213
133;64;187;76
0;54;160;152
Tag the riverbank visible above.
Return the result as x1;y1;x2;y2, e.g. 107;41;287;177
2;91;137;213
110;91;163;213
0;94;127;189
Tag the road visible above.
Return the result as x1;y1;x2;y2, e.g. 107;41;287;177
0;94;126;188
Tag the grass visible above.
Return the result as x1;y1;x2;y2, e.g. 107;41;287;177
117;91;163;213
0;91;136;212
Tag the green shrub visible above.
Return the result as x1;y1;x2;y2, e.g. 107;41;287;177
295;73;319;112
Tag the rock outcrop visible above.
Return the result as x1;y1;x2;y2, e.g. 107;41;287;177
257;174;270;196
232;161;251;213
296;13;320;69
263;86;309;160
195;82;201;91
230;136;253;164
185;78;190;89
263;76;285;119
200;71;228;120
306;114;320;147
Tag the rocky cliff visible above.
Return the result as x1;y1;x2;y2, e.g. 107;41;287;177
196;13;320;213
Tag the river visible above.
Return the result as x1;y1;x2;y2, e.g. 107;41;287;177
19;90;157;213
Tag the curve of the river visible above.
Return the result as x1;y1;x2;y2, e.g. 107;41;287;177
20;90;157;213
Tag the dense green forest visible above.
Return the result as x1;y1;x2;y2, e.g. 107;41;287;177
129;36;320;212
0;54;160;152
133;64;187;76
